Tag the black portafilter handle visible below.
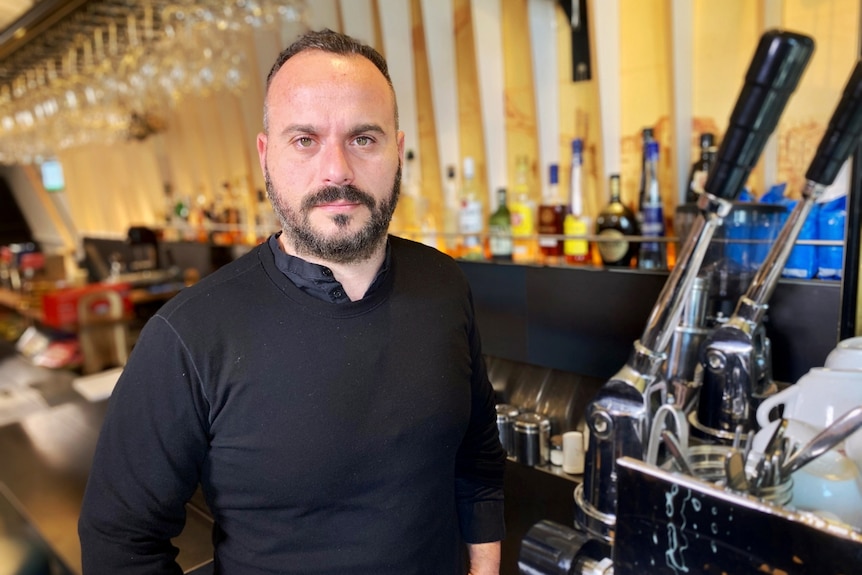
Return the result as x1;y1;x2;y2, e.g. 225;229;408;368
705;30;815;201
805;59;862;186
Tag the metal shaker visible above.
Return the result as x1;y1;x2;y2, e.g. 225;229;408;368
495;404;520;457
513;412;551;467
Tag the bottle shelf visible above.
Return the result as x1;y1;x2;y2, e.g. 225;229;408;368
390;230;843;247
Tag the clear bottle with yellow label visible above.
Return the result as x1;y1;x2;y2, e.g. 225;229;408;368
458;157;485;260
509;155;537;264
564;139;590;265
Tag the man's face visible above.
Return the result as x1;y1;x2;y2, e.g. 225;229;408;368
257;50;404;264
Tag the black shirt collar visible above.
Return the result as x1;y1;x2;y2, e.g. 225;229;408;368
267;233;391;303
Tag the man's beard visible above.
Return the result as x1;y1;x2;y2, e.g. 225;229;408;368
265;164;400;264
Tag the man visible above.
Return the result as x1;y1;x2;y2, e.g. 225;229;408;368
78;29;506;574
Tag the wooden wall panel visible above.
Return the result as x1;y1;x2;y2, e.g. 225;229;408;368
306;0;340;33
61;147;110;234
161;103;198;217
57;147;97;233
339;0;377;47
420;0;461;193
379;0;421;166
529;0;561;200
670;0;693;201
501;0;539;202
471;0;506;209
619;0;673;213
235;31;268;204
692;0;760;197
585;0;617;213
183;96;223;203
409;0;442;228
453;0;487;205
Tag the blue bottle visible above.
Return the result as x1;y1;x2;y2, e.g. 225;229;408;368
638;141;667;270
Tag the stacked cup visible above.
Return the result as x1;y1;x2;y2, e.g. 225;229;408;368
756;351;862;527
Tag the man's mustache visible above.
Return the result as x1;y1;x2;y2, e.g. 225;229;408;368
303;185;376;211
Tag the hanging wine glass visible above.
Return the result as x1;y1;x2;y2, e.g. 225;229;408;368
0;0;310;162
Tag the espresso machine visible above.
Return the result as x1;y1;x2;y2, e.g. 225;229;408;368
518;30;862;574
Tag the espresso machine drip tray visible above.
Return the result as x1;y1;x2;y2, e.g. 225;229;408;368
612;457;862;575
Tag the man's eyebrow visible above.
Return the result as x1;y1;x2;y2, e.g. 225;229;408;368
281;124;316;136
349;123;386;137
279;123;386;138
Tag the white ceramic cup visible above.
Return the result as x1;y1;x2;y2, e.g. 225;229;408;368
790;448;862;529
751;417;819;455
756;368;862;491
750;418;862;528
844;428;862;472
562;431;585;475
825;336;862;370
756;368;862;431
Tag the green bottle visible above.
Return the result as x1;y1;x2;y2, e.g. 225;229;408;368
489;187;513;262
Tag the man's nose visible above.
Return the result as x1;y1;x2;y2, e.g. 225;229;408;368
320;143;354;186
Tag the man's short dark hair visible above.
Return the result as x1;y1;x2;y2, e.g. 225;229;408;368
263;29;398;130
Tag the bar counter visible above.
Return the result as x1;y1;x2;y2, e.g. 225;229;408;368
0;341;215;574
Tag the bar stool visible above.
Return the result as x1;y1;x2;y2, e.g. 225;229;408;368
76;290;129;375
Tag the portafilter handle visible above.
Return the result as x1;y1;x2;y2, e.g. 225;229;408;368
805;58;862;187
579;30;814;540
704;30;816;202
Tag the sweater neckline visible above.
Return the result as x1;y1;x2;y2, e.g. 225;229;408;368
258;235;396;318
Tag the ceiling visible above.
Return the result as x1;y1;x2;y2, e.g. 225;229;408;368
0;0;161;86
0;0;34;33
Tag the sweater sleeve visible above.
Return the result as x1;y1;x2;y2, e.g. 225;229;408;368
78;316;210;575
454;293;507;544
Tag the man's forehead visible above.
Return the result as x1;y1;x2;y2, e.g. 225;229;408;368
275;51;384;86
267;51;397;127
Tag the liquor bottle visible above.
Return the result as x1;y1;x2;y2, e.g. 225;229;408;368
638;141;667;270
458;156;485;260
509;155;537;263
442;164;460;256
685;132;716;203
393;149;421;237
488;188;513;262
538;163;567;262
418;195;439;250
635;127;654;265
403;152;438;248
636;127;654;215
255;188;279;241
595;174;638;267
188;186;211;243
564;139;590;265
220;180;243;244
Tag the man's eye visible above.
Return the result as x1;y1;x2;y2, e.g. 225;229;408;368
354;136;372;146
296;137;314;147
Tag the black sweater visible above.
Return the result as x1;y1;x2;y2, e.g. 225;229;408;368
78;236;506;574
